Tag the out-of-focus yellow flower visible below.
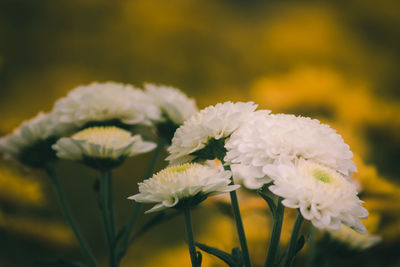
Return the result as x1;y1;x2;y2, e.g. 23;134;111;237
0;212;75;247
251;66;400;127
0;165;44;207
354;155;400;197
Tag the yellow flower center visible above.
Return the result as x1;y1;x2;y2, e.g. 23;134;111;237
312;169;332;183
72;126;132;148
166;163;195;174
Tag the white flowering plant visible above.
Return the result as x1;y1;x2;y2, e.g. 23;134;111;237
0;81;374;267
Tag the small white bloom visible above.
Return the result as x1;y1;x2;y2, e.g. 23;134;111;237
268;159;368;233
129;163;239;213
326;225;381;250
144;83;198;125
230;164;269;190
203;160;267;189
53;126;156;170
167;102;263;165
0;112;65;167
53;82;161;131
225;113;357;189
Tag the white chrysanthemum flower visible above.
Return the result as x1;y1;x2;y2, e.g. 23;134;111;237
225;113;357;189
326;225;381;250
129;163;239;213
53;82;161;131
167;102;263;165
268;159;368;233
0;112;66;168
53;126;156;170
144;83;198;125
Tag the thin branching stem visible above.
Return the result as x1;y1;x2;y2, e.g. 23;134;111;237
184;207;198;267
265;197;285;267
116;139;165;263
45;162;98;267
224;165;251;267
100;170;116;267
284;211;304;267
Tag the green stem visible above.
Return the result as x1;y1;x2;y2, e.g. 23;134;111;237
116;140;165;262
306;227;316;267
107;171;116;237
265;197;285;267
284;211;304;267
184;207;198;267
45;162;97;267
144;139;165;180
116;203;141;261
224;165;251;267
100;170;116;267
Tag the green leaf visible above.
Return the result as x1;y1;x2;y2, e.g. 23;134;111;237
196;242;239;267
257;190;277;218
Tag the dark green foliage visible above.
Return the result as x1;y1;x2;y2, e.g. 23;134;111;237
190;137;228;162
18;136;58;168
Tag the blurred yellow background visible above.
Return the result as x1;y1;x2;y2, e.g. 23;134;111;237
0;0;399;266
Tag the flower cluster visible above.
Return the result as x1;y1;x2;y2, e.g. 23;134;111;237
163;103;367;234
0;81;197;169
0;79;372;267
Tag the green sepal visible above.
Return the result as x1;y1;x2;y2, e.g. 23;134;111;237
81;119;131;131
174;192;209;210
81;155;126;171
